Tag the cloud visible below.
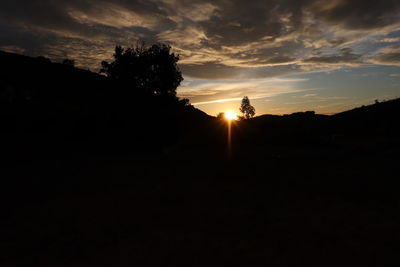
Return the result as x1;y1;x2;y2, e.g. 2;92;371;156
0;0;400;79
311;0;400;30
180;62;241;79
178;77;308;105
302;47;362;66
380;37;400;43
369;46;400;66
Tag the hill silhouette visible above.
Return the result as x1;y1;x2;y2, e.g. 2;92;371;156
332;98;400;136
231;99;400;157
1;50;400;266
0;50;209;161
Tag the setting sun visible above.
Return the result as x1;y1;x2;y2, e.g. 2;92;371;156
225;110;238;121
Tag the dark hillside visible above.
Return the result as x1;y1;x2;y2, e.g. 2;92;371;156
331;98;400;137
244;111;330;143
0;50;209;161
229;100;400;159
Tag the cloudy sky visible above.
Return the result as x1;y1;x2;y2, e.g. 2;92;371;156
1;0;400;115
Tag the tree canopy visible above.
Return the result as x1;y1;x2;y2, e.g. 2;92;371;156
101;43;183;96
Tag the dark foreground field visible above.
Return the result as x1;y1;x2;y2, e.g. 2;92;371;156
2;146;400;266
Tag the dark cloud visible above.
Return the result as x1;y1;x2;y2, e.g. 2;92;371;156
0;0;173;39
0;21;48;53
313;0;400;30
302;48;362;65
199;0;282;46
369;46;400;66
181;62;304;80
0;1;97;37
180;62;241;79
231;41;304;66
375;52;400;65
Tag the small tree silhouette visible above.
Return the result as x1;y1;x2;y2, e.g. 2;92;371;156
100;42;183;96
239;96;255;119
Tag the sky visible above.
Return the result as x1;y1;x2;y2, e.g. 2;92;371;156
1;0;400;116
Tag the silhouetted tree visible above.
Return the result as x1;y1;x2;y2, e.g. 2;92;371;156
239;96;255;119
100;43;183;96
62;59;75;67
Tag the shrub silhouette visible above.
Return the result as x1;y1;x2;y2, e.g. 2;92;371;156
216;112;225;120
178;98;190;107
101;43;183;96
